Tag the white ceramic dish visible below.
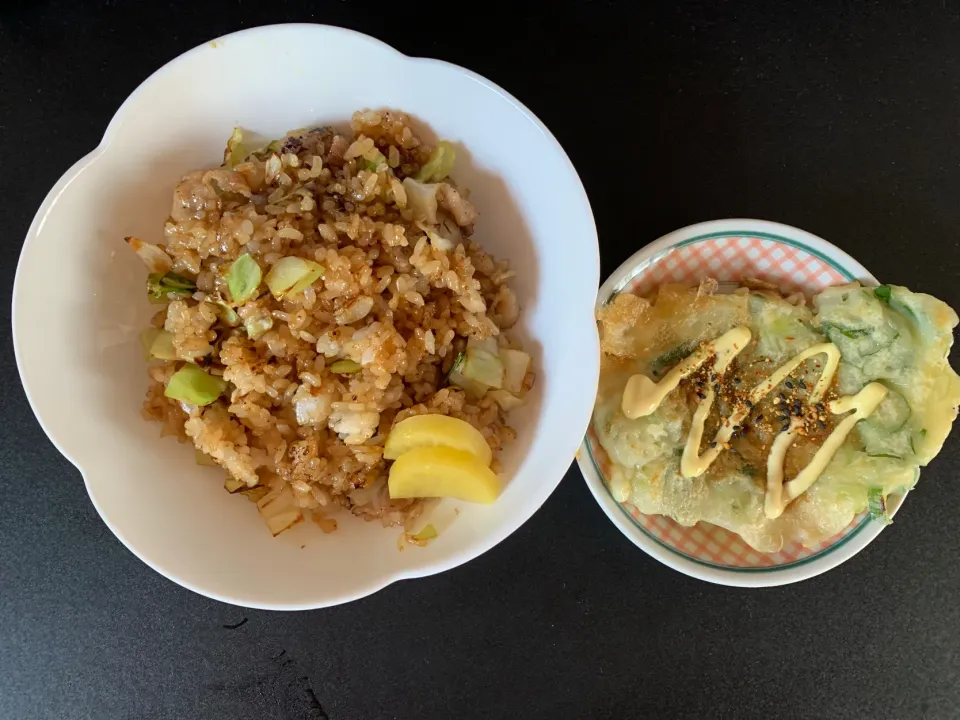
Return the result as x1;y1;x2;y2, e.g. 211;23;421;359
13;24;600;609
578;219;905;587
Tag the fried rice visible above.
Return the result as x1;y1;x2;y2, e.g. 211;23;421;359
135;110;532;534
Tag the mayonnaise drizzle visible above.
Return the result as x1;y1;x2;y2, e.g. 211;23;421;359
620;326;889;519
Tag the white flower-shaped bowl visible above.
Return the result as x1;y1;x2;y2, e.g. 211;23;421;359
13;24;599;609
577;219;902;587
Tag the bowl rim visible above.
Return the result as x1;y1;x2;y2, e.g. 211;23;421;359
577;218;897;588
12;23;600;609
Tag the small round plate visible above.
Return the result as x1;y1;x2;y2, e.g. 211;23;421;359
577;219;901;587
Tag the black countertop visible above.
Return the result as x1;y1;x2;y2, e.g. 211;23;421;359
3;2;960;718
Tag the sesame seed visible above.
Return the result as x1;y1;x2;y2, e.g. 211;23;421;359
785;379;794;389
710;441;717;448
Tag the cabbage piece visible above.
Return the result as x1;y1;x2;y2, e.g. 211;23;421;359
499;349;530;394
139;328;162;360
164;364;227;406
244;314;273;340
416;221;454;251
265;257;323;298
257;486;303;536
489;389;524;412
227;253;262;303
402;178;439;224
462;348;503;389
223;127;247;168
212;301;240;327
148;330;176;360
448;353;488;399
415;141;456;183
287;260;324;296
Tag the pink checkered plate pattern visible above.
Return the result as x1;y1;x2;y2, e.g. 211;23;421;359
577;219;900;587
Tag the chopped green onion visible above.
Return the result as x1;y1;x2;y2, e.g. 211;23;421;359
651;341;698;376
821;322;870;339
139;328;176;361
148;330;177;360
447;351;465;379
361;152;386;172
287;260;324;296
244;314;274;339
139;328;162;360
213;302;240;327
226;253;262;303
147;272;196;303
867;488;892;525
265;257;322;298
164;364;227;406
330;359;362;374
414;141;456;182
874;285;892;303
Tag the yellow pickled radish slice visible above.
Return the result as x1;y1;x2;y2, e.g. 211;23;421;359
384;414;492;466
388;446;501;503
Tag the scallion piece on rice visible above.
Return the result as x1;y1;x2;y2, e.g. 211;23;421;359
226;253;262;303
415;141;456;183
244;314;274;339
265;257;323;298
164;364;227;406
147;272;196;303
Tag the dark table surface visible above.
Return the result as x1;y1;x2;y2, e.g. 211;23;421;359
3;2;960;719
